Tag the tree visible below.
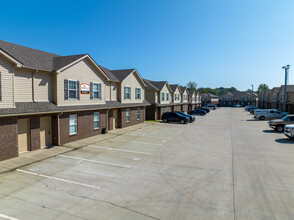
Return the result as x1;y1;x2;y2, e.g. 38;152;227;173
187;81;197;91
257;84;269;93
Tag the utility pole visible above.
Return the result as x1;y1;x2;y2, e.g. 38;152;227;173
251;84;254;106
282;65;290;112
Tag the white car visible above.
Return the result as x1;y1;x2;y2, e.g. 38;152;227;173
284;124;294;139
254;109;288;120
235;104;241;107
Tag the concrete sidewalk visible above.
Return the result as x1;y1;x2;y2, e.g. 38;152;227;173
0;122;155;174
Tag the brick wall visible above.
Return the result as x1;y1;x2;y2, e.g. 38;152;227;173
59;110;107;145
121;107;145;128
0;117;18;161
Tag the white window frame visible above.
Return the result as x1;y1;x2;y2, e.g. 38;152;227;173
93;82;100;99
137;108;140;120
94;112;100;129
69;115;77;135
136;88;141;99
126;109;130;122
161;93;165;101
68;80;77;100
126;87;131;99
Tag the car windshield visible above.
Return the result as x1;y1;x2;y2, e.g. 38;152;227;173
282;116;289;120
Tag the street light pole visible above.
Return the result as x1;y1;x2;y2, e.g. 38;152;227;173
251;84;254;106
282;65;290;112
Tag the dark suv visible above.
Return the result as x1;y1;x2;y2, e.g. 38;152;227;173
175;111;195;123
161;112;190;124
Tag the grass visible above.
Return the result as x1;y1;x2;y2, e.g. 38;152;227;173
145;120;162;123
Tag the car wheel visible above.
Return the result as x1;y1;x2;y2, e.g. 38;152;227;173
277;125;284;132
259;116;265;120
180;119;185;124
163;118;168;123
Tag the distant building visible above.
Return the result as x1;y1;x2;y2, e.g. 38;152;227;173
219;91;258;107
200;93;219;106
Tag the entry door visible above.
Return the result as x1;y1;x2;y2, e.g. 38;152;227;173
40;116;52;147
18;119;30;153
113;110;118;129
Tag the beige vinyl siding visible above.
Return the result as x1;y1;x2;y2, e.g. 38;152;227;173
192;93;196;103
57;58;107;106
34;71;53;102
173;87;181;103
120;72;144;104
14;69;33;102
159;84;171;104
0;56;14;108
182;90;188;103
111;83;118;101
105;82;111;101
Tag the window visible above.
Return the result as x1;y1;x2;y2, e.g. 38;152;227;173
166;107;169;112
126;109;130;122
93;83;100;99
69;80;77;99
137;108;140;120
94;112;100;129
162;93;165;101
69;115;77;135
162;107;165;113
124;87;131;99
166;93;169;101
136;88;141;99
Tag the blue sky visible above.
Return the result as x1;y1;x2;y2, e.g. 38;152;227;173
1;0;294;91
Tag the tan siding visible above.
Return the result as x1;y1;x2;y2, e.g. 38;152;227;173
182;90;188;103
0;56;14;108
57;59;107;106
105;82;111;101
120;72;145;104
173;87;181;103
111;83;118;101
34;71;53;102
14;69;33;102
159;84;171;104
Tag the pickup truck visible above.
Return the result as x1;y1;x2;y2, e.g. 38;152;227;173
284;124;294;139
254;109;288;120
268;115;294;132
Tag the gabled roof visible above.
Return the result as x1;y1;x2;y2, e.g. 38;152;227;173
180;86;188;93
169;84;182;93
271;87;281;95
143;79;160;90
188;89;196;95
111;69;146;87
98;65;120;82
53;54;87;71
143;79;171;92
278;85;294;93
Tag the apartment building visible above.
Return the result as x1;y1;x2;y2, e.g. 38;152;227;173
0;40;149;161
219;92;234;107
219;91;258;107
180;86;189;113
188;89;201;110
200;93;219;106
270;87;280;109
143;79;172;120
169;84;183;112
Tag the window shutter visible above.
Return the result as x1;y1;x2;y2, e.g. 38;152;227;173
64;79;68;100
98;83;102;99
77;81;80;100
124;86;126;100
90;82;94;100
135;88;137;99
129;87;131;99
139;88;141;99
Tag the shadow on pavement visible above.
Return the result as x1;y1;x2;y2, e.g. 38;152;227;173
263;130;280;133
275;138;294;144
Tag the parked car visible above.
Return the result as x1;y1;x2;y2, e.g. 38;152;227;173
249;108;260;114
161;112;190;124
245;105;254;110
268;115;294;132
284;124;294;138
199;107;210;113
188;109;206;116
246;106;257;111
235;104;241;107
254;109;288;120
175;112;195;122
206;104;216;110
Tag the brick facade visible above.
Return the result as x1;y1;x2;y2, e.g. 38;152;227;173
59;110;107;145
121;107;145;128
0;117;18;161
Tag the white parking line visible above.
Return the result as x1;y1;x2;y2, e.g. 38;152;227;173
0;214;19;220
124;133;172;139
111;139;162;146
16;169;100;189
58;155;131;168
88;145;151;155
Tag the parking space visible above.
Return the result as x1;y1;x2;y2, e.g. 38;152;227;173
1;108;294;219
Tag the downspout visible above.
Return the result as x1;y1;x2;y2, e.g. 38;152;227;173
57;112;63;146
12;66;15;107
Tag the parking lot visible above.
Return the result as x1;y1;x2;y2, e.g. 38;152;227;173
1;108;294;219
